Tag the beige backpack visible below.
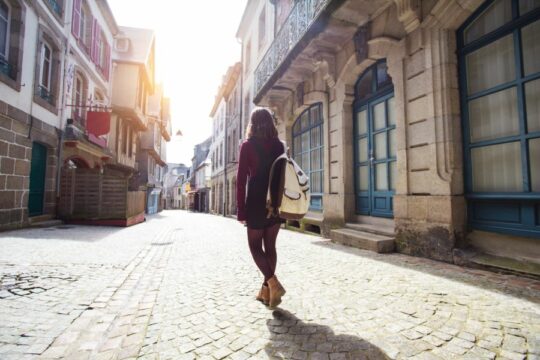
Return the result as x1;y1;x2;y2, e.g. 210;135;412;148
266;143;310;220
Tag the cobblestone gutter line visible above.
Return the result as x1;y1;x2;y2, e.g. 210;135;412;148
39;227;176;359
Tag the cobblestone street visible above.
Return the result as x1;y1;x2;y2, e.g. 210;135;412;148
0;211;539;359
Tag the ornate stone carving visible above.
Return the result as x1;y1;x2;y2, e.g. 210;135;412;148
312;51;336;88
394;0;421;33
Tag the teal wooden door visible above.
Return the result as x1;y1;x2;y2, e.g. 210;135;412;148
353;60;396;217
28;142;47;216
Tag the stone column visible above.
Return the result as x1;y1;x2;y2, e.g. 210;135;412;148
392;27;466;262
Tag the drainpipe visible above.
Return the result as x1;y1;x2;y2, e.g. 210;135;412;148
223;118;227;217
55;36;70;196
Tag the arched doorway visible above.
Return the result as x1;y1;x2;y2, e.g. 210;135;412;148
353;60;396;218
458;0;540;237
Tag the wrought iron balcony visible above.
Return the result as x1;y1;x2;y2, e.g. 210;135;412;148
36;85;55;105
254;0;332;99
0;57;14;79
45;0;62;16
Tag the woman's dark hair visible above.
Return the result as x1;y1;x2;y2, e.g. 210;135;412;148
246;107;278;139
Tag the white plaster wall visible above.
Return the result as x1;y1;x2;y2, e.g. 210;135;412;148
239;0;275;138
111;64;138;109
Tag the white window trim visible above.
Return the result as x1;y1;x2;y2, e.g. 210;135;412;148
0;0;10;60
40;42;53;90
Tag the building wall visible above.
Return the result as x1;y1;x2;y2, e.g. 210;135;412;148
0;2;65;230
112;64;139;110
249;0;540;264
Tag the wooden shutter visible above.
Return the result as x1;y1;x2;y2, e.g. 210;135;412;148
72;0;82;38
91;19;100;64
104;42;111;79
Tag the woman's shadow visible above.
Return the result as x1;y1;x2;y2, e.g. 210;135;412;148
264;309;390;359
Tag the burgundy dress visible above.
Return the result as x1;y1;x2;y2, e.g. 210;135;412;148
236;137;284;229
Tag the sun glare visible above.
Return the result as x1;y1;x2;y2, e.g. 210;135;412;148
108;0;248;165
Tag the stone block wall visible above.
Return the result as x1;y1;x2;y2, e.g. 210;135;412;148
0;100;59;230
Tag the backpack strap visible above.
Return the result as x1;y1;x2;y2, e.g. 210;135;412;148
266;152;288;218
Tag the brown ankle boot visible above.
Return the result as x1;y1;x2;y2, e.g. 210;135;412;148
267;276;286;309
256;284;269;305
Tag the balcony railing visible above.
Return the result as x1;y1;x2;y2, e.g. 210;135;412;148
254;0;331;98
36;85;55;105
0;57;14;79
45;0;63;16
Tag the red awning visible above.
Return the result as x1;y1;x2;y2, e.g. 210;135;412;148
87;111;111;136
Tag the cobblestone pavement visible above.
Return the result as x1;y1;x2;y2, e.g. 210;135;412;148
1;211;539;359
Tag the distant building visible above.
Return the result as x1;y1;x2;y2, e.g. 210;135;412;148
209;63;241;217
163;162;189;209
188;138;211;212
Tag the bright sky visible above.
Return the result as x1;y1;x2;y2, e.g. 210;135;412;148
108;0;248;166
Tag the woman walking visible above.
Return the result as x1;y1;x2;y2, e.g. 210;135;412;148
237;107;286;309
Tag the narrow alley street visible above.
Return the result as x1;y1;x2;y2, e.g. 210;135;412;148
0;211;539;360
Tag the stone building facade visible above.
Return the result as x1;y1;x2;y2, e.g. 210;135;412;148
209;63;242;216
239;0;540;272
1;0;71;229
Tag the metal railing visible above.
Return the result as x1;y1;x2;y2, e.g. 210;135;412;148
45;0;62;16
36;85;55;105
0;57;14;79
254;0;331;98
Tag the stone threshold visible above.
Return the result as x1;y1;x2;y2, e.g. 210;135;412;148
454;248;540;280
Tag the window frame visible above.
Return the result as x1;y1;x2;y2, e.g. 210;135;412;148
39;42;52;91
458;0;540;237
292;102;324;211
71;71;87;126
0;0;10;61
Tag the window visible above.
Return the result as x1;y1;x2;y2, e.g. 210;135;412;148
258;9;266;51
232;129;237;161
292;103;324;210
40;43;52;91
459;0;540;236
37;41;54;104
72;72;86;124
44;0;63;18
121;120;128;155
0;0;23;86
0;1;9;62
128;127;133;157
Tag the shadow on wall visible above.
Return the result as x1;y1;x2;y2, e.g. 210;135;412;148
265;308;390;359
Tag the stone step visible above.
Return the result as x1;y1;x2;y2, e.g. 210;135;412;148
330;228;395;253
29;220;63;229
28;214;54;224
345;223;395;237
